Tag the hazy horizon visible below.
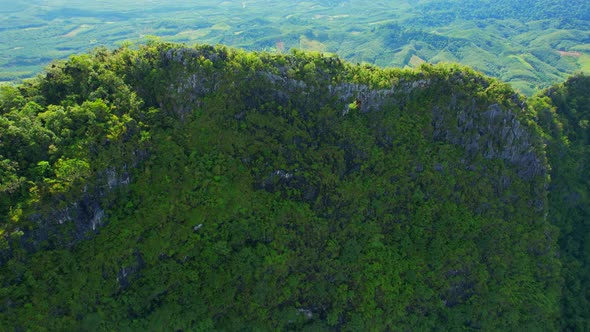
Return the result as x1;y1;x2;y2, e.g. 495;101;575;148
1;0;589;94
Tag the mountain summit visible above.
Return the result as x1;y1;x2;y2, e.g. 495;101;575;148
0;42;575;330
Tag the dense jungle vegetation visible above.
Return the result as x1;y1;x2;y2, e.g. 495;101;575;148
1;0;589;95
538;74;590;331
0;42;588;330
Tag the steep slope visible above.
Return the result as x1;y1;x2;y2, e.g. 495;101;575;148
0;43;559;330
532;74;590;331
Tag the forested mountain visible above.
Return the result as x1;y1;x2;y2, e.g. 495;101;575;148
2;42;588;330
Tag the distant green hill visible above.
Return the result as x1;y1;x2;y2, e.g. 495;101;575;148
1;0;589;96
2;42;577;330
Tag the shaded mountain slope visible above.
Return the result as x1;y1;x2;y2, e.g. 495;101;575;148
532;74;590;331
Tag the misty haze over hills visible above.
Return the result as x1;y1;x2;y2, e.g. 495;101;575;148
1;0;589;94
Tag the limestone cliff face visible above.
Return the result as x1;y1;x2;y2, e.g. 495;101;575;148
142;45;548;212
10;45;549;257
14;165;131;256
